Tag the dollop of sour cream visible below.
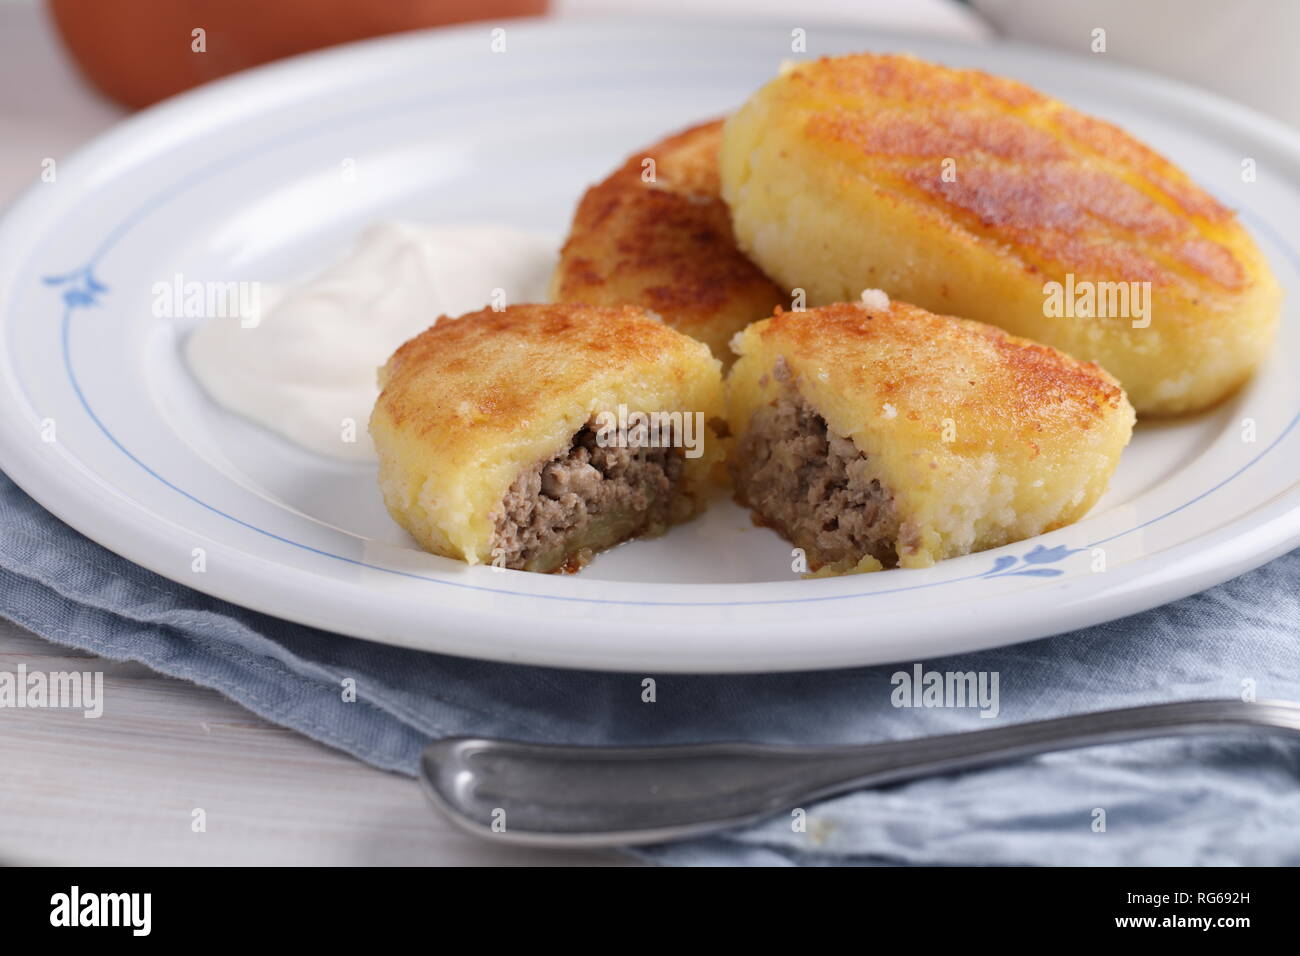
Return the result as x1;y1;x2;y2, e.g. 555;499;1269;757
185;222;556;462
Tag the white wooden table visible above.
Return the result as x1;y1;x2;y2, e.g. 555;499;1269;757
0;620;633;865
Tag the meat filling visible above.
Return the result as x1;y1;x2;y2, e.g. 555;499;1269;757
732;392;899;569
490;425;686;572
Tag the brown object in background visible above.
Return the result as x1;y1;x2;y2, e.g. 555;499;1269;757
48;0;548;110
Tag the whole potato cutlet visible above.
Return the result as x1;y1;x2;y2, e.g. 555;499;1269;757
720;54;1280;415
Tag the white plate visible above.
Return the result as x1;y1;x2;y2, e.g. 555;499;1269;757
1;19;1298;673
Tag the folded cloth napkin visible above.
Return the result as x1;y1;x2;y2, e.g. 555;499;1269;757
2;469;1297;866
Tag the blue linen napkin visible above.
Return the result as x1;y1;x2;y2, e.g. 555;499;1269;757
2;468;1297;866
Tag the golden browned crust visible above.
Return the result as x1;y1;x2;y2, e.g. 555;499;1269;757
726;299;1135;569
720;54;1280;414
551;120;785;362
748;301;1129;446
376;303;693;438
793;55;1240;291
370;304;726;567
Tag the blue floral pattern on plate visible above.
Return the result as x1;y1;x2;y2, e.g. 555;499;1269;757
43;265;108;308
981;544;1081;579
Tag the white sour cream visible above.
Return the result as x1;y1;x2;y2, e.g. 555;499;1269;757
185;222;557;462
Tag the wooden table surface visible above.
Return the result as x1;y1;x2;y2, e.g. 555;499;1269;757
0;619;634;866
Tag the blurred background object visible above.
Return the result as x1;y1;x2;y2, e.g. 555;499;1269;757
975;0;1300;131
48;0;550;109
40;0;1300;131
1;0;990;207
8;0;1296;211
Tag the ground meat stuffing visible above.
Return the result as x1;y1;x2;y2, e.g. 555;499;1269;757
490;425;685;571
732;390;899;569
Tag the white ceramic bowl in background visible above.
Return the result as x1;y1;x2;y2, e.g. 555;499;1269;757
975;0;1300;131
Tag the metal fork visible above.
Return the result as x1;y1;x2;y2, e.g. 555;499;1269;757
418;698;1300;847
